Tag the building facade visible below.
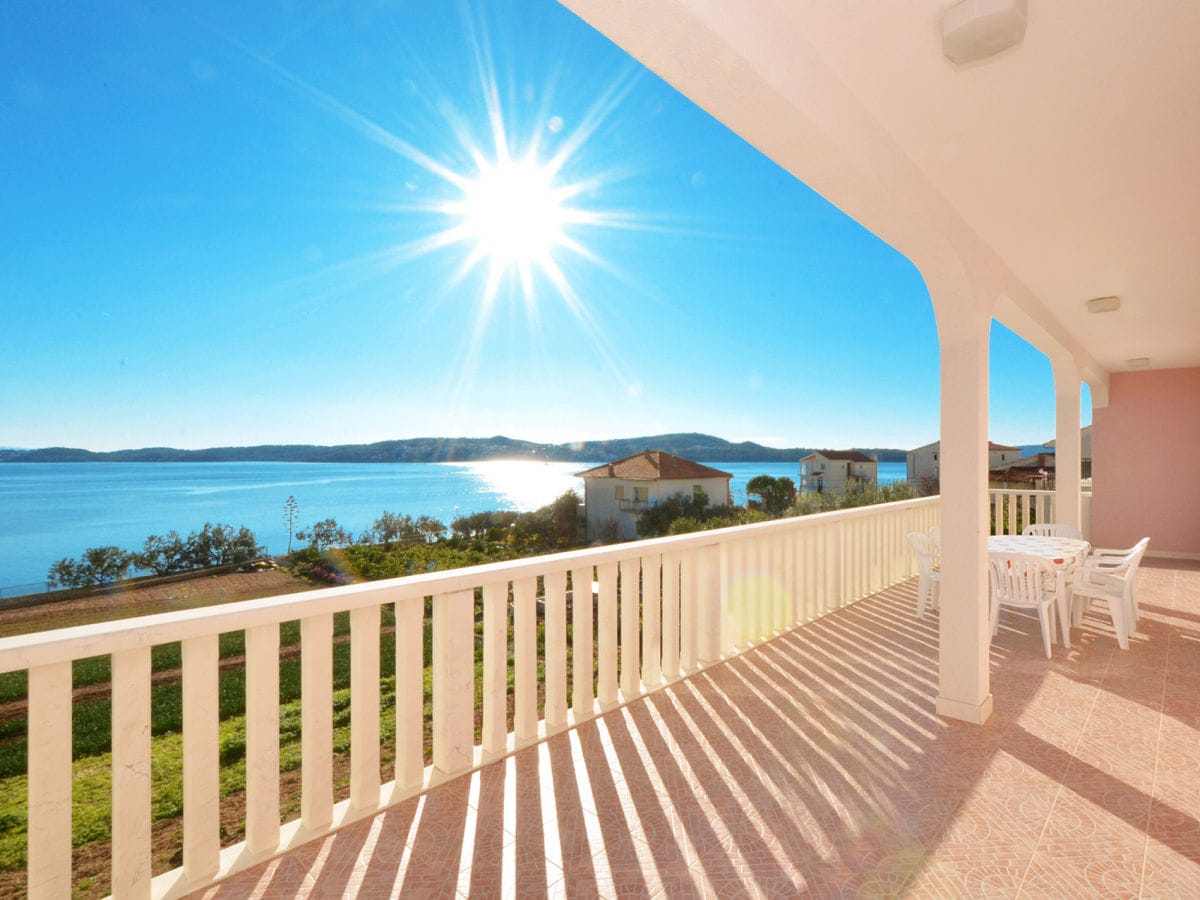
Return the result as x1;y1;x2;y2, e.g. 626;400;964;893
798;451;877;493
907;441;1022;490
576;451;733;542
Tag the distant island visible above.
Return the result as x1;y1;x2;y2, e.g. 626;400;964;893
0;433;908;465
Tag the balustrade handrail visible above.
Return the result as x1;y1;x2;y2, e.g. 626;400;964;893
0;496;941;673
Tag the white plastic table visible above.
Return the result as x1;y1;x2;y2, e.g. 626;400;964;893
988;534;1091;647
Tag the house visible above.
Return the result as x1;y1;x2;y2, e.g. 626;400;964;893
1044;425;1093;477
798;450;876;493
990;451;1056;489
907;440;1022;492
576;450;732;541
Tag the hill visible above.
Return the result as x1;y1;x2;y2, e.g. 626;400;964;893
0;434;908;464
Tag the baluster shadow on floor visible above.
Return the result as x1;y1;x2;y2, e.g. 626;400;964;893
193;559;1200;898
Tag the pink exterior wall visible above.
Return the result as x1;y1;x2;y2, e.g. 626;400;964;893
1092;368;1200;555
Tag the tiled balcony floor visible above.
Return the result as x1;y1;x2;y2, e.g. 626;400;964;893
196;559;1200;898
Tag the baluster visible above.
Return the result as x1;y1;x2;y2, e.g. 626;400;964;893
570;566;594;718
112;647;152;898
783;529;797;628
433;590;474;774
245;623;280;856
300;614;333;831
701;544;722;663
619;558;641;697
596;562;618;705
350;605;381;811
394;595;424;790
512;577;538;740
27;661;72;900
641;554;662;689
679;550;697;671
544;571;568;731
661;552;681;679
182;634;220;881
481;581;508;753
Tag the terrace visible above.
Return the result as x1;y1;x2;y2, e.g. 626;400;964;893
4;493;1198;896
196;556;1200;898
6;1;1198;896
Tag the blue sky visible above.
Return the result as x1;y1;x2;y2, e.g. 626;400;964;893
1;1;1087;453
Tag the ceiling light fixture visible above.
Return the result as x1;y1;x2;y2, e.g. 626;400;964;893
1086;295;1121;313
943;0;1028;65
1126;357;1150;369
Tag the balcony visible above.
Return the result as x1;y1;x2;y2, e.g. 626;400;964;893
3;495;1197;897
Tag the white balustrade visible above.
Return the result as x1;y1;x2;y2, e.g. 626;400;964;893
0;495;942;898
988;488;1073;536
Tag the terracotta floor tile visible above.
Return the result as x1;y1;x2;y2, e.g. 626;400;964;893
1020;836;1146;897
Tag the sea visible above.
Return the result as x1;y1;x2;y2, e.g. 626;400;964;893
0;460;908;595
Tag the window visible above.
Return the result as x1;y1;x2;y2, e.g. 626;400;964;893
633;486;648;502
614;485;625;500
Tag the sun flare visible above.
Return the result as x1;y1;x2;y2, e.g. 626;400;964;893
454;155;566;271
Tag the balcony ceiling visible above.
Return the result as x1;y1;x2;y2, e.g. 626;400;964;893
559;1;1200;376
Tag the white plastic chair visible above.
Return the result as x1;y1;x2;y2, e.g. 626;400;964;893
1070;537;1149;648
988;553;1057;658
908;531;940;618
1022;523;1084;540
1082;537;1151;623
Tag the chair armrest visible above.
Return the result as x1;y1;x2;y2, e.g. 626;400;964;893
1072;568;1126;592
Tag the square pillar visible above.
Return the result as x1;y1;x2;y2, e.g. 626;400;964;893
1052;358;1082;531
934;304;993;724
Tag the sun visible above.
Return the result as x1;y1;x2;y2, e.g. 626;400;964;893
454;154;566;272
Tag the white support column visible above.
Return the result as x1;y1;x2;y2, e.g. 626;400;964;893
1052;356;1083;531
934;299;993;725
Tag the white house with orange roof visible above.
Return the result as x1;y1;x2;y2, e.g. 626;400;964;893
576;450;733;541
798;450;877;493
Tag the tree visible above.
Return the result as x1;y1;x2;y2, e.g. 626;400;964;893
134;531;188;575
296;518;353;550
184;523;263;568
82;546;132;585
636;488;714;538
450;510;518;541
415;515;446;543
363;511;407;546
283;495;299;553
746;475;797;517
47;557;85;589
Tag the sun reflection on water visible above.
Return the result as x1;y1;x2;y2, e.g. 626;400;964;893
459;460;587;511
